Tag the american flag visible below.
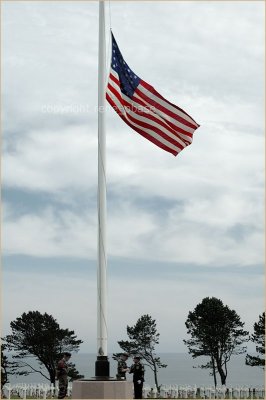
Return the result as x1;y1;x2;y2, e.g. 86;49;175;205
106;33;200;157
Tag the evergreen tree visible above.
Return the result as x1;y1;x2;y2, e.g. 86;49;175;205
114;314;167;392
3;311;84;384
246;312;265;369
1;344;9;389
184;297;249;386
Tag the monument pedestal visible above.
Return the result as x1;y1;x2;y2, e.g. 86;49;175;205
72;379;133;399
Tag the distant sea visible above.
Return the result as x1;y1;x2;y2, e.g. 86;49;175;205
8;353;264;388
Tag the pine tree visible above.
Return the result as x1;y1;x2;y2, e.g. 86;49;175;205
114;314;167;392
3;310;84;384
1;344;9;389
184;297;249;386
246;312;265;369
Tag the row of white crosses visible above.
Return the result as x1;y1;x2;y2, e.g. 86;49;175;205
142;384;265;399
2;382;73;399
2;383;265;399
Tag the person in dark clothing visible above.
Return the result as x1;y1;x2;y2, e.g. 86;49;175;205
129;356;145;399
116;353;129;380
56;352;71;399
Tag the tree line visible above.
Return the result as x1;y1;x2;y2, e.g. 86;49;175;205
1;298;265;393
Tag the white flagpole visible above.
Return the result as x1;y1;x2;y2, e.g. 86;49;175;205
95;0;109;377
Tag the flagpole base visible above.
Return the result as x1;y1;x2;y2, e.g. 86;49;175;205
72;379;133;399
95;355;110;378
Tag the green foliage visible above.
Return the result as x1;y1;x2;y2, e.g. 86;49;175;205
184;297;249;386
3;311;84;384
1;342;31;388
1;344;9;388
116;314;167;392
246;312;265;369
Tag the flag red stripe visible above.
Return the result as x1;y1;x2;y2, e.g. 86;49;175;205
109;73;120;88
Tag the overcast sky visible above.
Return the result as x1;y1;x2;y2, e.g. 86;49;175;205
2;0;264;358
